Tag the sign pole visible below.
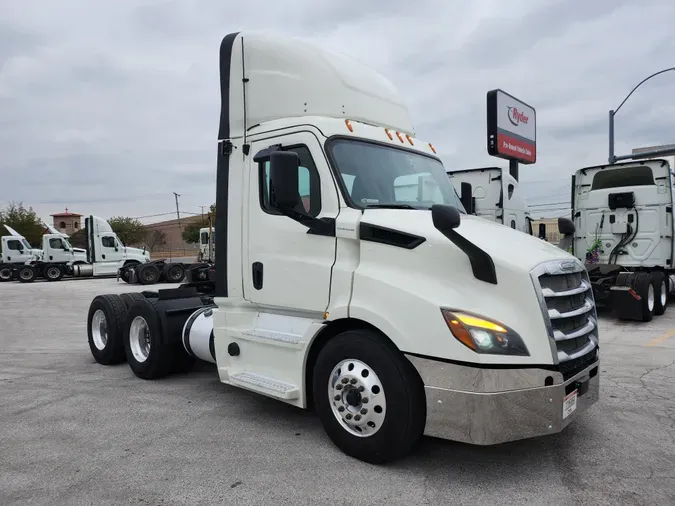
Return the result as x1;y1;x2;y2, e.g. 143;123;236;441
509;159;519;182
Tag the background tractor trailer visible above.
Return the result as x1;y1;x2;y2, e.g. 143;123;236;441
85;31;600;464
570;158;675;322
0;225;42;281
448;166;533;235
10;215;151;283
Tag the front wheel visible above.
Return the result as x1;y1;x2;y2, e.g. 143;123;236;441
312;329;426;464
44;264;64;282
17;266;36;283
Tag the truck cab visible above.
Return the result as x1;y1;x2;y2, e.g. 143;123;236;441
198;227;215;262
83;215;150;275
86;31;600;464
448;167;533;234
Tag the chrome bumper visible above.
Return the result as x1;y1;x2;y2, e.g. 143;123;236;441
405;355;600;445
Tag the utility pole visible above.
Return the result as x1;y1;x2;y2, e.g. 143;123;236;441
174;192;186;256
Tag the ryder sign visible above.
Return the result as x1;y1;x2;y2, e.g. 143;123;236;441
486;89;536;164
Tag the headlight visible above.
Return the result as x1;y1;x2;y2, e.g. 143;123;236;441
440;308;529;356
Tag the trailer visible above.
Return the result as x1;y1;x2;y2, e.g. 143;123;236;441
84;31;599;464
570;158;675;322
10;215;150;282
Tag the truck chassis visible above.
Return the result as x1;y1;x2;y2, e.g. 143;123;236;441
118;260;215;286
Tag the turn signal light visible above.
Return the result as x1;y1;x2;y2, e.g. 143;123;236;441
345;119;353;132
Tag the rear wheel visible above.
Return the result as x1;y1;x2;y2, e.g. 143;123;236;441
0;265;13;282
17;266;36;283
87;294;127;365
631;272;654;322
44;264;64;282
651;271;668;316
312;329;426;464
123;299;173;379
163;263;186;283
119;292;146;310
137;264;160;285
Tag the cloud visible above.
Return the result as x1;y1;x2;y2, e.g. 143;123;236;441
1;0;674;223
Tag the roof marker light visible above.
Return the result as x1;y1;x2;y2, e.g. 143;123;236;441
395;131;404;143
384;128;393;140
429;143;437;154
345;119;353;132
406;134;414;146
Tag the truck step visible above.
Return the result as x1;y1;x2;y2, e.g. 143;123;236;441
230;372;299;400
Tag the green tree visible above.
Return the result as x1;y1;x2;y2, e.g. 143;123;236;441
0;202;45;247
108;216;147;246
181;204;215;244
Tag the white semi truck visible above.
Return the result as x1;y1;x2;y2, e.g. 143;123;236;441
85;31;599;464
570;158;675;321
12;215;150;282
448;167;533;235
0;225;42;281
197;227;215;262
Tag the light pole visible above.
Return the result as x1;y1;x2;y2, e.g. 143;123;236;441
608;67;675;164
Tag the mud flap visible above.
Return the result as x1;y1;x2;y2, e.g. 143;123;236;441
608;285;643;320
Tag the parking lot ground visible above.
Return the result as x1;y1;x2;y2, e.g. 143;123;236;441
1;279;674;506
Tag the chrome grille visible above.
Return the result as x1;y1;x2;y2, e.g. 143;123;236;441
531;261;599;365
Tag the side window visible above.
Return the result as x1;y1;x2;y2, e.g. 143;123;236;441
200;232;208;244
259;145;321;217
7;240;22;251
101;236;116;248
49;238;64;249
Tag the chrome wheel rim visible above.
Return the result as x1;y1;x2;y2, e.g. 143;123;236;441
47;267;60;278
328;358;387;438
129;316;151;363
92;309;108;350
648;284;655;311
661;281;667;306
20;269;32;280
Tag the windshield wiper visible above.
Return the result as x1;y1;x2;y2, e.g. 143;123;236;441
364;203;417;209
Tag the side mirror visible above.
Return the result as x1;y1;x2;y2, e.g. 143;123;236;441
558;217;575;236
268;151;333;236
538;223;547;241
460;182;475;214
269;151;302;211
431;204;461;233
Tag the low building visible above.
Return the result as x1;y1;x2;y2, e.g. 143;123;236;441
51;209;82;236
142;215;205;256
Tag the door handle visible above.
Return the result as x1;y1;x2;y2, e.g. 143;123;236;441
102;254;106;259
252;262;263;290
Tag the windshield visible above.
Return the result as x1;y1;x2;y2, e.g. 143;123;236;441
62;238;72;249
21;239;31;249
327;138;465;212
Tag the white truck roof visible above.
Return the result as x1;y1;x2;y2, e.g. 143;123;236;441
222;31;415;140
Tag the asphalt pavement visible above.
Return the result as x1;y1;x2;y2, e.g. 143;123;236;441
1;278;674;505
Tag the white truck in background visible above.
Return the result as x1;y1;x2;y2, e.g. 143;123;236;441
12;215;150;282
448;167;533;235
84;31;599;464
197;226;215;262
0;225;42;281
571;158;675;322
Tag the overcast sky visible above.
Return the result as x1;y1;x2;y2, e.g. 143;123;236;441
1;0;674;224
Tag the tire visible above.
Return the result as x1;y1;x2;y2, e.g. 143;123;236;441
631;272;654;322
137;264;160;285
616;272;632;286
17;266;36;283
87;294;127;365
123;298;174;379
119;292;146;310
44;264;64;282
0;265;13;282
651;271;668;316
312;329;426;464
163;263;186;283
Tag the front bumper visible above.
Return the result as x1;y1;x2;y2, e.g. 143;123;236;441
405;354;599;445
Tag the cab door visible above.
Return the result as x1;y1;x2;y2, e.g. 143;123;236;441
243;130;339;315
95;235;122;275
